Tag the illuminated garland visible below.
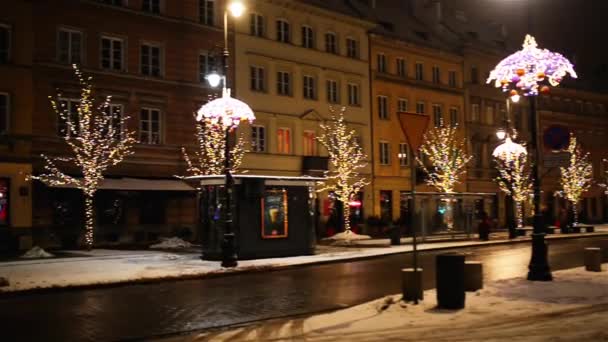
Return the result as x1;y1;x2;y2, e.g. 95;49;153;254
317;107;369;232
601;159;608;194
559;134;593;226
495;151;532;228
417;122;472;194
181;119;246;176
30;65;136;249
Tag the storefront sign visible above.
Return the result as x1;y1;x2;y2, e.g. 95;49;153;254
261;189;288;239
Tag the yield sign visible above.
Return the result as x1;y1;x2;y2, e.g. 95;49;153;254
397;112;430;152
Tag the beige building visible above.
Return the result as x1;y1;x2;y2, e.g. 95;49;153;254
232;0;375;231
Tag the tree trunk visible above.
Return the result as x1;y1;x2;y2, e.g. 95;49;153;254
572;201;579;227
516;201;524;229
84;194;95;250
343;202;351;233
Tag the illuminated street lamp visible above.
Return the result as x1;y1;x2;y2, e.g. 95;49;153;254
198;0;251;268
488;34;577;281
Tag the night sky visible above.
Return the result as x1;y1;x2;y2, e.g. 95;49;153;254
445;0;608;90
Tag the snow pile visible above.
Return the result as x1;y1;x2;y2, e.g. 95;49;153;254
20;246;54;259
149;237;192;249
323;231;371;245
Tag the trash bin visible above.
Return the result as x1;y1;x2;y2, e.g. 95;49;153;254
436;253;466;309
390;224;400;245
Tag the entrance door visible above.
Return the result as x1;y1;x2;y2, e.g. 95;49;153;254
380;190;392;222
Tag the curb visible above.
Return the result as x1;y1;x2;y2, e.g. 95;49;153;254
1;232;607;297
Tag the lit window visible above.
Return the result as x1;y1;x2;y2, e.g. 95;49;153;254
140;108;162;144
303;130;316;156
277;127;291;154
58;29;82;65
101;36;124;71
398;143;409;167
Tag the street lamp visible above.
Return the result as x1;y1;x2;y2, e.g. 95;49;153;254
198;0;252;268
488;34;577;281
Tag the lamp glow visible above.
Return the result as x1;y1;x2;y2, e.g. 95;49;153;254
510;94;520;103
228;1;245;17
496;128;507;140
206;72;222;88
492;137;527;162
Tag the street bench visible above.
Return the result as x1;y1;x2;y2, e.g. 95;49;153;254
572;225;594;233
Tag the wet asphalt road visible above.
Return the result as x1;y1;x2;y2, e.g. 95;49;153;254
1;236;608;342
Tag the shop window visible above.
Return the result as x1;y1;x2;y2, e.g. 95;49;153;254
0;178;8;226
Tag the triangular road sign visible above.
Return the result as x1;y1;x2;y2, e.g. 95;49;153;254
397;112;430;153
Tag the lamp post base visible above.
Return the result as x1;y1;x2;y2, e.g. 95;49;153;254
221;232;238;268
527;233;552;281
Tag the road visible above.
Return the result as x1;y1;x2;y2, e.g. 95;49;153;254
1;236;607;342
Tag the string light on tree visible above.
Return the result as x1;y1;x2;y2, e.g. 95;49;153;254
559;134;593;226
316;107;369;233
494;149;532;229
30;65;136;249
417;121;472;230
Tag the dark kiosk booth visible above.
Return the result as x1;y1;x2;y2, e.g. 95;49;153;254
193;175;322;260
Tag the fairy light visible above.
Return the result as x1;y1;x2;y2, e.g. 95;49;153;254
495;151;532;229
316;107;369;233
416;122;472;194
196;88;255;130
559;134;593;226
181;119;246;176
30;65;135;249
492;137;527;163
487;34;577;97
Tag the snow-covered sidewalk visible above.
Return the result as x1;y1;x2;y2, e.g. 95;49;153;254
162;266;608;342
1;227;607;293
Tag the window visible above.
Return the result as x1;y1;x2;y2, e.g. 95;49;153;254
346;38;358;58
141;43;161;77
57;99;80;137
140;108;162;144
485;105;494;125
449;107;459;127
301;26;314;49
432;104;442;127
448;71;457;87
377;95;388;119
398;143;409;167
101;36;124;71
303;75;316;99
250;66;265;92
277;71;291;96
396;58;406;77
415;62;423;81
347;83;359;106
99;0;124;5
471;103;480;121
326;79;339;103
432;66;440;84
142;0;161;14
276;19;290;43
416;101;425;114
251;125;266;152
0;25;9;63
0;93;8;134
398;98;408;112
277;127;291;154
199;52;216;83
379;142;390;165
325;32;337;54
103;103;123;139
377;53;386;73
58;29;82;65
471;65;479;84
200;0;215;26
303;130;316;156
250;13;264;37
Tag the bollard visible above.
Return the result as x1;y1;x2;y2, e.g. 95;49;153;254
401;268;423;302
436;253;465;309
464;261;483;291
584;247;602;272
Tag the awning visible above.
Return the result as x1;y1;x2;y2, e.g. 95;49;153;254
47;177;195;191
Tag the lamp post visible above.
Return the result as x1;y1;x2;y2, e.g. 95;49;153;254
198;0;253;268
488;34;577;281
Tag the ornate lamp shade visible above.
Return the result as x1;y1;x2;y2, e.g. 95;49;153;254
196;88;255;130
487;35;577;96
493;137;527;162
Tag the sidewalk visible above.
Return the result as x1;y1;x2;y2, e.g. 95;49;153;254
1;225;607;294
162;266;608;342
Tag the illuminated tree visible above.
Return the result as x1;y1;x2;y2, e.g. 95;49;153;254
495;152;532;228
317;107;368;233
601;159;608;194
31;65;136;249
181;119;246;176
559;135;593;226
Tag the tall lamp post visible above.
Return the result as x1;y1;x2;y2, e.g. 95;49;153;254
198;0;254;268
487;35;577;281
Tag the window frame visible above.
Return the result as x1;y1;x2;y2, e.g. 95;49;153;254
448;70;457;87
200;0;215;26
303;75;316;100
0;24;10;63
57;27;83;65
398;142;409;167
415;62;424;81
397;98;408;112
0;92;9;134
56;97;81;137
377;53;386;73
325;32;337;54
140;42;163;77
139;107;163;144
471;103;480;122
347;83;360;106
432;65;440;84
396;57;406;77
251;124;266;152
415;101;425;114
449;107;459;127
276;71;291;96
276;19;291;43
301;25;314;49
250;65;266;92
276;127;292;154
303;130;317;156
326;79;339;104
100;35;125;71
377;95;389;120
249;13;264;37
346;37;358;59
379;141;391;165
199;51;216;83
142;0;161;14
432;104;442;127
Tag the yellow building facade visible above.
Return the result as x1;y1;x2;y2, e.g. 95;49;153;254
370;33;465;221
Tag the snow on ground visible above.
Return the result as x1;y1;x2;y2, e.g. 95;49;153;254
322;231;372;246
149;237;193;249
0;227;607;293
19;246;54;259
165;266;608;342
